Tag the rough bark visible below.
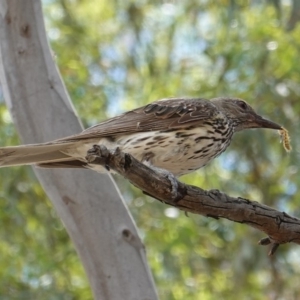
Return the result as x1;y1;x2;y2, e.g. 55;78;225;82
287;0;300;31
87;145;300;256
0;1;158;299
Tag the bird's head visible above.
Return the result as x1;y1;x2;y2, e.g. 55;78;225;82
211;97;282;132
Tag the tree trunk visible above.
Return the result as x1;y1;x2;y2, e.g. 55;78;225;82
0;0;158;299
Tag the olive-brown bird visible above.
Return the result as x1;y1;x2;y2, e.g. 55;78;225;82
0;97;282;176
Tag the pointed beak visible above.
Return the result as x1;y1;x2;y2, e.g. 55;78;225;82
251;115;282;130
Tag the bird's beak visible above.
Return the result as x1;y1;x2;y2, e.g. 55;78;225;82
250;114;282;130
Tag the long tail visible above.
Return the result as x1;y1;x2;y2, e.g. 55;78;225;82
0;142;82;168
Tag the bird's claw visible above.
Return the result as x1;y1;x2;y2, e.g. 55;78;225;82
166;172;179;201
149;166;181;202
86;145;111;170
258;237;280;256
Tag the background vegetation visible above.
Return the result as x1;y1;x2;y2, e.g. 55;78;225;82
0;0;300;299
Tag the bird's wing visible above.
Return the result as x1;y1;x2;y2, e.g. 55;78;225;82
57;98;218;142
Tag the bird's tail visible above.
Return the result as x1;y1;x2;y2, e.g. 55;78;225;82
0;142;80;168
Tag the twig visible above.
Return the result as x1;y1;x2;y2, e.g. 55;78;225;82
86;145;300;255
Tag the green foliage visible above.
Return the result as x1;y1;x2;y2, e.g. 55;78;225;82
1;0;300;298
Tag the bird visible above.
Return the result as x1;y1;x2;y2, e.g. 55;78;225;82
0;97;282;177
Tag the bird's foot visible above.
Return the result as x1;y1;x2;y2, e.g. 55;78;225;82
86;145;112;171
166;172;179;201
258;237;280;256
147;164;180;202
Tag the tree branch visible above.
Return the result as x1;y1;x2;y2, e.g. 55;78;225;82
87;145;300;256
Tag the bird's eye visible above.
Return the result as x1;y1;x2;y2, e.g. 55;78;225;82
237;100;248;110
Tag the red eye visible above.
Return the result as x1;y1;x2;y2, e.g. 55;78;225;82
237;100;247;110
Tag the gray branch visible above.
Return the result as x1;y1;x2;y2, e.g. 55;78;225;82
87;145;300;256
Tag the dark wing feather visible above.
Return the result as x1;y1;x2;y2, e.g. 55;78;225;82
57;98;218;142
